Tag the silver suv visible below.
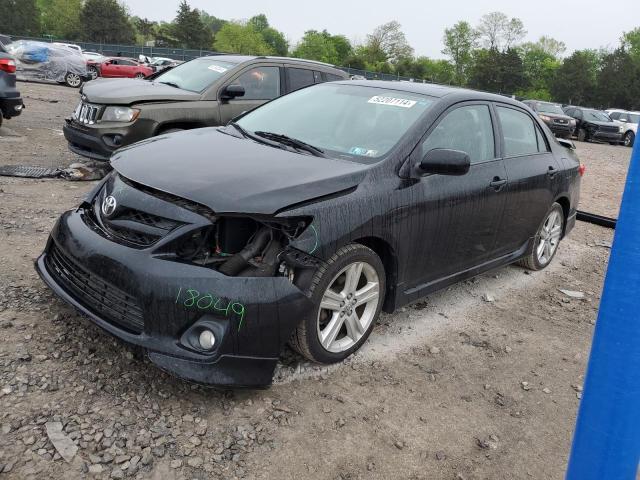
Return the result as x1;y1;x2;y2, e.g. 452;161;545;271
606;109;639;147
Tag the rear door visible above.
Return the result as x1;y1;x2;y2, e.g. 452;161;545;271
405;102;508;286
284;67;316;93
218;63;283;125
493;104;562;255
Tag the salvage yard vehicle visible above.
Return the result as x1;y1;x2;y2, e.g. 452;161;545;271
0;44;23;128
95;57;154;79
606;109;638;147
37;81;583;387
63;55;348;160
522;100;576;138
563;106;623;144
5;40;91;88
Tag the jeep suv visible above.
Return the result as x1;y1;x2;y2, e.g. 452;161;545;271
64;55;348;161
563;106;623;144
522;100;575;139
0;39;23;128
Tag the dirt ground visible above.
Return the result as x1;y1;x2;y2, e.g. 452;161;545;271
0;82;632;480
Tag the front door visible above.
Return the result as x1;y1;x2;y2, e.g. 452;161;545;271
404;103;508;288
218;65;282;125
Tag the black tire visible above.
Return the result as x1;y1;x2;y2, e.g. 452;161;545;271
624;131;635;148
518;202;565;271
88;66;99;80
135;73;146;79
64;72;82;88
577;128;587;142
289;244;386;364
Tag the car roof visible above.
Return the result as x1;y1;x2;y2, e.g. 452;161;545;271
198;54;344;71
333;80;527;105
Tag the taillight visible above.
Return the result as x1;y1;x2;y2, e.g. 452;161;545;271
0;58;16;74
578;164;586;177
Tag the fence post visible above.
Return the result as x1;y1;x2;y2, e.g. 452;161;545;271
565;130;640;478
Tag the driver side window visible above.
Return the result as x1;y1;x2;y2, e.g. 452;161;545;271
421;105;495;164
234;66;280;101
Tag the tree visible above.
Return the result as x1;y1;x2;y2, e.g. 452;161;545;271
535;36;566;57
173;0;211;49
293;30;352;65
133;17;157;43
37;0;81;39
79;0;135;43
0;0;40;36
248;15;288;56
622;27;640;61
477;12;526;51
550;50;601;106
200;11;227;38
595;48;640;109
213;22;273;55
518;40;562;99
468;48;524;94
364;21;414;64
442;21;477;85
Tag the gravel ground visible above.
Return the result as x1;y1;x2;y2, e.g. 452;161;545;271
0;82;632;480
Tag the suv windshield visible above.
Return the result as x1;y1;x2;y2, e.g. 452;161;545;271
154;58;235;93
536;102;564;115
236;83;434;163
584;110;612;122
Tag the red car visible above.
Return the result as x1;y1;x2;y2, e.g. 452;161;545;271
92;57;153;79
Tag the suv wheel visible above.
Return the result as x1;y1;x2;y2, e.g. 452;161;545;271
290;244;385;364
518;203;564;271
64;72;82;88
624;131;635;148
577;128;587;142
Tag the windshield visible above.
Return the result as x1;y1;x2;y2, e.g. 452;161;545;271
154;58;235;93
536;102;564;115
584;110;612;122
236;83;434;162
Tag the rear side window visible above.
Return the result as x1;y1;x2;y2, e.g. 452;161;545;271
422;105;495;164
286;68;315;92
235;66;281;100
497;106;542;156
326;73;344;82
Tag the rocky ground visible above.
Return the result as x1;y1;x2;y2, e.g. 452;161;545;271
0;82;633;479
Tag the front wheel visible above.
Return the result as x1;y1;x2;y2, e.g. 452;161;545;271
577;128;587;142
134;73;146;79
624;131;635;148
518;203;565;271
64;72;82;88
88;66;99;80
290;244;385;364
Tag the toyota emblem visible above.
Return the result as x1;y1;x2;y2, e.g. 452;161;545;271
101;195;117;217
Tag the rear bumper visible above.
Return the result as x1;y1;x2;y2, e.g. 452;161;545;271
35;208;314;387
0;95;23;119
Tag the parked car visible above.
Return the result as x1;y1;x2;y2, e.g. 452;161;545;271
40;81;583;386
522;100;576;138
53;42;82;54
63;55;349;160
94;57;153;79
563;106;623;144
0;45;23;128
606;109;639;147
148;57;182;73
5;40;90;88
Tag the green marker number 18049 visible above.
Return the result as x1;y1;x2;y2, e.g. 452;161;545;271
176;287;246;331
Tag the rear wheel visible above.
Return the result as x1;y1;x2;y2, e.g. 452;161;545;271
624;131;635;148
64;72;82;88
88;66;99;80
577;128;587;142
290;244;385;364
135;73;146;79
518;203;565;271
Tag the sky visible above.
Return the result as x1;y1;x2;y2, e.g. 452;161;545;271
124;0;638;58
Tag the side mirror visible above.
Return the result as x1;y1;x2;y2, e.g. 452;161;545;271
416;149;470;176
221;84;245;100
557;138;576;150
619;118;628;123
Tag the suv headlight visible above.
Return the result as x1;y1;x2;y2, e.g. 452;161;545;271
539;114;551;122
102;106;140;123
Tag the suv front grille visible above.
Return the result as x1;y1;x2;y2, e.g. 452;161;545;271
46;244;144;334
73;102;102;125
598;125;619;134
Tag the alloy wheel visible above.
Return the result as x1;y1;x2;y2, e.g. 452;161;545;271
624;132;634;147
66;73;81;87
316;261;380;353
536;209;563;266
135;73;145;79
88;67;98;80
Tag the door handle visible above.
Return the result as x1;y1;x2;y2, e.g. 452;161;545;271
547;166;559;177
490;177;507;190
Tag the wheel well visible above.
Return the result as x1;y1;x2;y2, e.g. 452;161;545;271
556;196;570;233
354;236;397;312
155;122;205;135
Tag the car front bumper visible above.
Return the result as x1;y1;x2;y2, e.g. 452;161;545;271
592;131;623;143
35;208;313;387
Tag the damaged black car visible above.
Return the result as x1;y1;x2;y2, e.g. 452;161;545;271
36;81;582;387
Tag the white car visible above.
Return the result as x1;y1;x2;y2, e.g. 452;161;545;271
53;42;82;54
606;109;639;147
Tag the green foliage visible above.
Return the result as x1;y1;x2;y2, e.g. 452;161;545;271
200;12;227;38
595;48;640;109
37;0;81;39
248;15;288;56
468;48;525;93
550;50;600;105
293;30;352;65
172;0;211;49
622;27;640;61
0;0;41;36
79;0;135;43
442;21;477;85
364;21;413;64
213;22;273;55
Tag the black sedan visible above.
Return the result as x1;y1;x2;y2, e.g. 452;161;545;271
563;106;623;144
36;81;583;387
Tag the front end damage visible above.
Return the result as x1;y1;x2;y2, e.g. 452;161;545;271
35;173;322;387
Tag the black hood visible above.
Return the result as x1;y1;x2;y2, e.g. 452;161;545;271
81;78;201;105
540;112;573;122
111;128;368;215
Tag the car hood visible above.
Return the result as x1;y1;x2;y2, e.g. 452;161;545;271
111;128;369;215
81;78;201;105
541;113;574;122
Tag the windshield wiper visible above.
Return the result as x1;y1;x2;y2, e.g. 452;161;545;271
254;131;327;157
228;122;289;150
158;81;181;89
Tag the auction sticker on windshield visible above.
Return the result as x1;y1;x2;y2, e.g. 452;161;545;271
208;64;228;73
368;96;417;108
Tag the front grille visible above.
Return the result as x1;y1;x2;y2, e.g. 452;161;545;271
553;119;568;124
73;102;102;125
598;125;619;133
46;244;144;334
